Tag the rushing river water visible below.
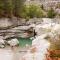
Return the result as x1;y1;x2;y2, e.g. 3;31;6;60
0;47;28;60
0;37;32;60
0;49;13;60
22;34;50;60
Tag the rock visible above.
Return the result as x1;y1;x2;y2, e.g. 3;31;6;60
7;38;19;46
0;36;5;48
19;33;30;38
27;18;42;25
42;18;53;24
12;25;31;30
0;18;13;29
0;45;5;48
34;23;52;36
52;24;60;32
0;36;5;45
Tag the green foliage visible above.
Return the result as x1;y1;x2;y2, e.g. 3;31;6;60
14;0;24;17
28;5;37;18
0;0;57;18
41;4;44;10
0;0;5;17
47;8;56;18
20;4;45;19
35;7;45;18
0;0;25;18
4;0;14;17
28;5;46;18
20;5;29;18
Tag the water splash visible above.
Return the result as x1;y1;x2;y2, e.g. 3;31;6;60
32;35;50;60
22;34;50;60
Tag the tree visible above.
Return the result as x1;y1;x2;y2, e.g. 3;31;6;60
20;4;45;19
0;0;25;18
3;0;14;18
47;8;56;18
14;0;25;17
41;4;44;10
20;5;29;18
0;0;5;17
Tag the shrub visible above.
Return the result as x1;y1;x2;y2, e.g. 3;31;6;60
20;4;45;19
47;8;56;18
20;5;29;18
0;0;25;18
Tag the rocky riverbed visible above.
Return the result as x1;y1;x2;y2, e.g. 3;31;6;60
0;18;59;39
0;17;60;60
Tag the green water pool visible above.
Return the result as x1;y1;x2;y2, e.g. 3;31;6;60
18;37;32;47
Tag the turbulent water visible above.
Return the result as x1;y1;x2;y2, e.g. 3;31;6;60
32;35;50;60
0;49;13;60
1;18;60;60
0;48;27;60
22;34;50;60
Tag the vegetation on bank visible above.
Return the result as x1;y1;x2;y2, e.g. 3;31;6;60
0;0;25;18
47;8;56;18
20;5;46;19
0;0;59;18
